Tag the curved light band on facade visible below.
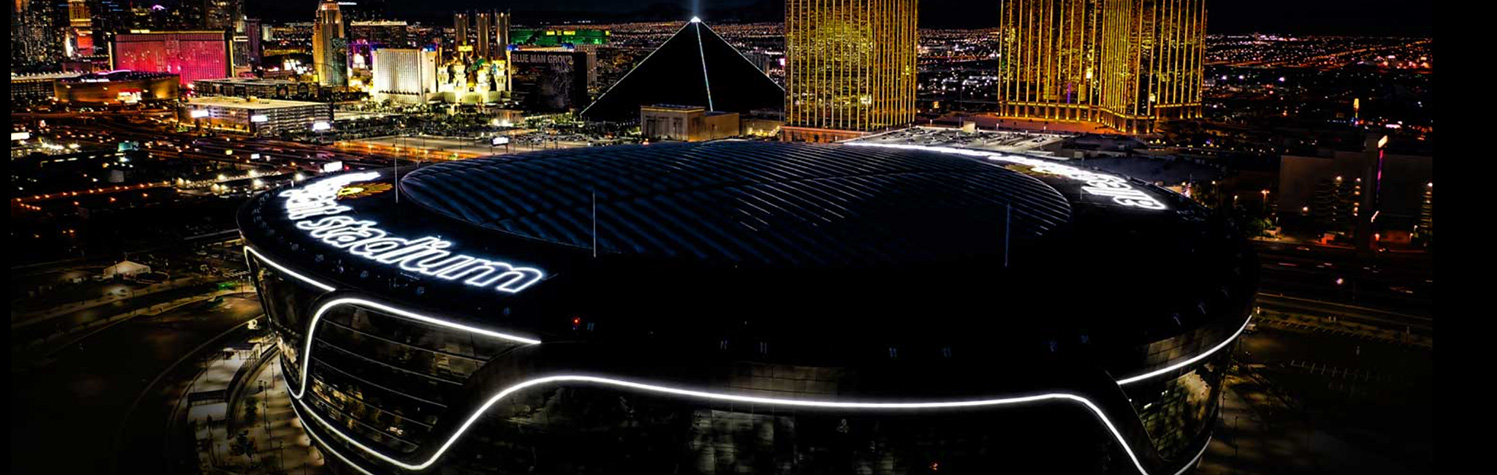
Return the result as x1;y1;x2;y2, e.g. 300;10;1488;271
249;238;1247;394
254;254;1236;475
844;142;1169;210
244;246;336;292
287;296;542;398
1115;315;1252;386
290;374;1185;475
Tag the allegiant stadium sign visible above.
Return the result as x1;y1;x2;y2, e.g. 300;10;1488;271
279;172;545;294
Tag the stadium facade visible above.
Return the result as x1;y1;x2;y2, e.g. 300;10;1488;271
240;141;1256;474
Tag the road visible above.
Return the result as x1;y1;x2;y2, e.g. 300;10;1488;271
1252;240;1432;322
9;294;262;475
9;282;221;344
1257;293;1431;334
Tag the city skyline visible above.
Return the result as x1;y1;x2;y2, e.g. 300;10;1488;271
9;1;1435;474
241;0;1433;35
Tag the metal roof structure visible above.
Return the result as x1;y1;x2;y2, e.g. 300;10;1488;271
401;141;1069;267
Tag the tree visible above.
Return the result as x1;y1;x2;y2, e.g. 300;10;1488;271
243;395;259;426
231;431;256;464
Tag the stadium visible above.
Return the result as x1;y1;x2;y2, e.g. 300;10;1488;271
238;141;1257;474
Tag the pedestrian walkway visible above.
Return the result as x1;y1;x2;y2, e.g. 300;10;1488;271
183;349;249;471
199;357;328;474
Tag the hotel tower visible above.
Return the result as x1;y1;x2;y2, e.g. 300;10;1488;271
997;0;1206;134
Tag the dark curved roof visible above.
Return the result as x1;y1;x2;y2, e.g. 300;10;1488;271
241;141;1256;369
400;141;1070;267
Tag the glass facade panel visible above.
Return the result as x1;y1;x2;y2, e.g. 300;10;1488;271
1124;349;1228;461
437;385;1130;474
248;255;327;379
308;377;427;454
307;300;526;456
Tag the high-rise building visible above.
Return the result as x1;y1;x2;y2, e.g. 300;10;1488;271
110;30;233;85
12;0;63;69
371;48;438;105
350;20;411;48
784;0;918;141
454;10;509;62
203;0;243;31
312;0;348;87
244;17;262;66
995;0;1207;135
88;0;128;34
1279;134;1431;249
339;0;388;21
67;0;94;58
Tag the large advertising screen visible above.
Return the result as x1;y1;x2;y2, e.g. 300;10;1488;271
113;32;231;85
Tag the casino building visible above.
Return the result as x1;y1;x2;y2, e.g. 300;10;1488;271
240;141;1256;474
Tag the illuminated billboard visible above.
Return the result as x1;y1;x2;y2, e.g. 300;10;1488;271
112;31;232;85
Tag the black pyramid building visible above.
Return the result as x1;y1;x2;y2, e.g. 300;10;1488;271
580;18;784;122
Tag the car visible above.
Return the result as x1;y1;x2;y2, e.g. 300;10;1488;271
1244;322;1257;334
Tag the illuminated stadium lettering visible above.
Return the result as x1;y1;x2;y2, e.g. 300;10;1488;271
278;173;545;294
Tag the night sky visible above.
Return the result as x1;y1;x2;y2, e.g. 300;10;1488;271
248;0;1432;36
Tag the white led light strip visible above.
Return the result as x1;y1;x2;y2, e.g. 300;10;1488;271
287;296;542;399
248;213;1242;475
1116;315;1251;386
245;246;336;292
695;22;714;111
287;374;1211;475
242;246;542;400
698;22;785;93
254;236;1242;394
844;142;1169;210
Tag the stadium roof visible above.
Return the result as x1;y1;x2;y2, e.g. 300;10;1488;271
401;141;1069;267
242;141;1256;361
578;19;783;122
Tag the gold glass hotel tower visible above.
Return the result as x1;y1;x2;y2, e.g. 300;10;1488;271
785;0;918;141
997;0;1205;134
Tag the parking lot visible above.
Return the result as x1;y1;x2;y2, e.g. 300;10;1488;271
853;126;1068;153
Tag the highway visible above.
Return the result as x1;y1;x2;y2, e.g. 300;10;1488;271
1250;240;1432;332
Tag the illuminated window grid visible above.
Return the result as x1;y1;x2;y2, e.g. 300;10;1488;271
785;0;918;132
997;0;1205;134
